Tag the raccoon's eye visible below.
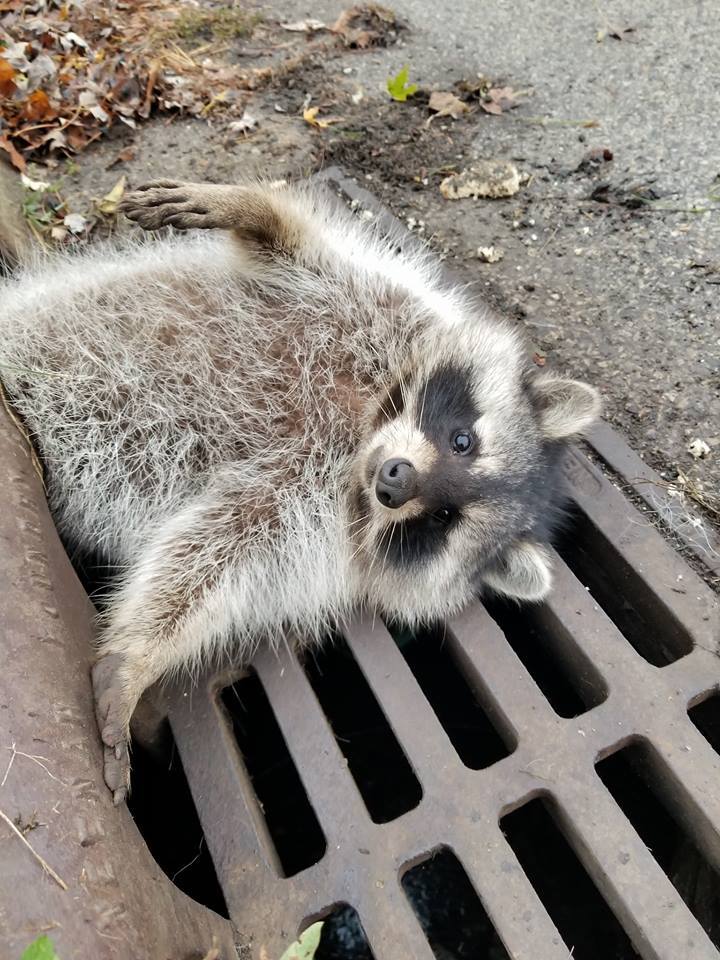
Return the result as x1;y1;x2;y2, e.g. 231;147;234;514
432;507;453;525
451;430;474;455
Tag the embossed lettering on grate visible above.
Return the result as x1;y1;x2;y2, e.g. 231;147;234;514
167;178;720;960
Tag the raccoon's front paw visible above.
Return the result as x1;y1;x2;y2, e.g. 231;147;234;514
91;654;133;805
120;181;215;232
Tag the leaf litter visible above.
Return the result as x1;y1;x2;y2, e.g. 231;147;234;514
0;0;402;172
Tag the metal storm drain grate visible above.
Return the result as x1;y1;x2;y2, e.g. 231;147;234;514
160;178;720;960
168;461;720;960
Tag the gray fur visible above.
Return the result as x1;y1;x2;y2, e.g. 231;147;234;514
0;179;600;799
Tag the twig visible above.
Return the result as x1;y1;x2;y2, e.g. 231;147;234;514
1;749;16;788
2;743;66;788
0;806;68;890
516;115;600;128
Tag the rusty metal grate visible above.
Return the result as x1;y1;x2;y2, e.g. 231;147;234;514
163;174;720;960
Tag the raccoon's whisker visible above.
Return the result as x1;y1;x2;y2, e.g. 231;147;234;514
418;371;429;428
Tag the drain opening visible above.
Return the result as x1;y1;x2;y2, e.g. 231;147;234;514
483;598;607;718
689;691;720;754
221;673;326;877
501;797;640;959
128;727;228;917
390;624;515;769
596;740;720;947
303;636;422;823
401;848;510;960
312;903;375;960
556;510;693;666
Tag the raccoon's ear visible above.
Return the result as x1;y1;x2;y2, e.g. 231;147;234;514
529;374;601;440
480;541;552;602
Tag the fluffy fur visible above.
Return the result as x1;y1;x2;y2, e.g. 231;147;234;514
0;179;600;800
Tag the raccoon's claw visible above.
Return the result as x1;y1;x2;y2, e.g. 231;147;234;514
91;654;132;804
120;183;215;232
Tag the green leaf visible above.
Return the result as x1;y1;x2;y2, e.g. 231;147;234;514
278;922;324;960
21;936;60;960
387;65;418;102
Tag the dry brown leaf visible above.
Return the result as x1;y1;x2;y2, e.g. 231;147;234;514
480;86;517;115
0;57;17;97
440;161;521;200
0;134;26;171
106;145;136;169
428;90;469;121
22;89;57;122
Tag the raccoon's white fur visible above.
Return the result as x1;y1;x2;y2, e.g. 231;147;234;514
0;179;600;800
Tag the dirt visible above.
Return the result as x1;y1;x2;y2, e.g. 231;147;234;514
4;0;718;530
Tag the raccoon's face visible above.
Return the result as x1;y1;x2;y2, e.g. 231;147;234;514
350;325;600;621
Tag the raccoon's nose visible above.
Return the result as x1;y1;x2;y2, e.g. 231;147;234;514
375;458;417;509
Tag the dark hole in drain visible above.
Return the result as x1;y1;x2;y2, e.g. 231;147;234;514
221;673;326;877
303;636;422;823
597;741;720;947
501;797;640;959
483;597;607;718
390;624;515;769
689;691;720;754
128;726;229;918
402;848;510;960
556;510;693;666
70;556;229;915
314;904;375;960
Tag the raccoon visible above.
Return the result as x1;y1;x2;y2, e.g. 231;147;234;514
0;179;600;801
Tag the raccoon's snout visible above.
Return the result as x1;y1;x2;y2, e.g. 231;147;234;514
375;458;417;509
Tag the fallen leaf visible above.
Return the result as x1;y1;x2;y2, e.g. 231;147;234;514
303;106;342;129
479;86;517;115
21;935;60;960
477;245;504;263
428;90;469;120
332;4;397;48
0;57;18;97
96;175;126;215
63;211;88;233
441;161;521;200
387;65;417;102
22;89;56;122
280;19;326;32
0;134;26;171
106;145;136;169
532;352;547;367
279;922;324;960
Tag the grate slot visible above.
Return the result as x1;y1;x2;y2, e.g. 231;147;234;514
221;673;326;877
501;797;641;959
689;692;720;755
390;624;515;769
128;728;228;918
314;904;375;960
596;740;720;947
483;597;607;718
303;636;422;823
401;848;511;960
556;510;693;666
